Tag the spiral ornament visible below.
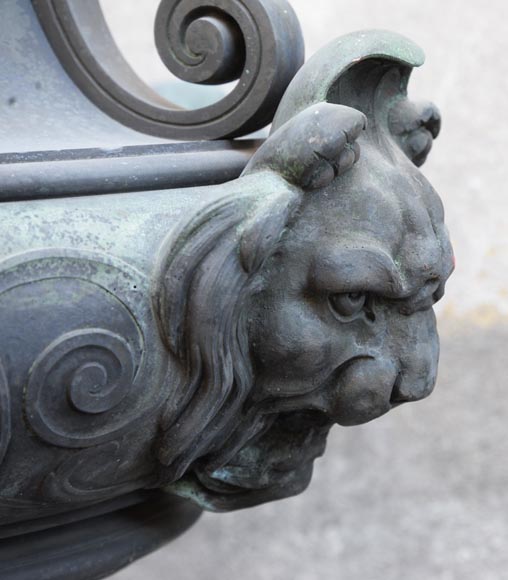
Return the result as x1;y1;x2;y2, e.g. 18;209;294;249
25;329;138;448
33;0;305;139
155;5;245;85
0;250;168;450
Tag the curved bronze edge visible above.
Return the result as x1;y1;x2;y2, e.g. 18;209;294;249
272;29;425;130
272;30;441;167
0;491;202;580
0;362;10;469
32;0;304;140
0;490;149;540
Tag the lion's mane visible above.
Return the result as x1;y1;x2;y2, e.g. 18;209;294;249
153;173;302;483
152;102;367;486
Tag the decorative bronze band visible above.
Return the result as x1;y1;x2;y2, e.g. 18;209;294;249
0;141;259;200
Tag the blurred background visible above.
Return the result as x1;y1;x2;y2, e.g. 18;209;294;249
99;1;508;579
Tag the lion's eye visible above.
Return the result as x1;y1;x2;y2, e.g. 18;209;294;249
328;292;367;319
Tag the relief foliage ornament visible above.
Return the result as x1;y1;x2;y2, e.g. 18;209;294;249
0;30;453;519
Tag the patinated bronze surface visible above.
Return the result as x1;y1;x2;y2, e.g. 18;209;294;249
0;1;453;578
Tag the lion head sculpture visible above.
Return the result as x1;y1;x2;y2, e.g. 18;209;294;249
152;31;454;511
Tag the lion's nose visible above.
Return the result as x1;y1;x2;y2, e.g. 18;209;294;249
389;371;426;405
326;348;438;427
390;354;437;405
330;358;399;426
390;377;434;405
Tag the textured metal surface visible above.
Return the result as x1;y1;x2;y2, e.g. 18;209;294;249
0;141;259;201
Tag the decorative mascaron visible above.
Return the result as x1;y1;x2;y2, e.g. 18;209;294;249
0;1;453;578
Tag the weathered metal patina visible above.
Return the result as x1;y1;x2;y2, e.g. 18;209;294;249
0;1;453;578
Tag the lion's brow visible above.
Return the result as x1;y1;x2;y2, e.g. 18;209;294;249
310;248;406;297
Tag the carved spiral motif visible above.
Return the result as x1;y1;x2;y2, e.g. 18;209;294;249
43;442;152;503
33;0;305;139
25;329;139;448
0;250;168;450
155;2;245;85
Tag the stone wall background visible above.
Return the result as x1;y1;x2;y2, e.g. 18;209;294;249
100;1;508;578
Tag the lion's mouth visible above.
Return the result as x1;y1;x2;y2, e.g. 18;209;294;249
168;410;332;511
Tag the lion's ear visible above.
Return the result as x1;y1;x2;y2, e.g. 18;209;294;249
243;103;366;191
